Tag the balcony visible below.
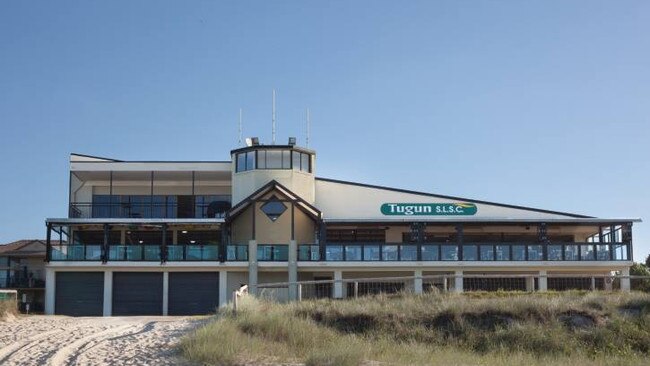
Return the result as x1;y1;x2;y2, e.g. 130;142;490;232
298;242;631;262
50;243;220;262
47;242;631;263
0;275;45;289
69;195;231;219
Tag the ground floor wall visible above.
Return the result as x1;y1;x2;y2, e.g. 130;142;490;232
44;263;633;316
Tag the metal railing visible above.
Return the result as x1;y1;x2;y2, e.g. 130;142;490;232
48;242;632;263
51;244;103;261
69;201;229;219
226;245;249;261
0;276;45;289
49;243;220;261
297;242;631;262
167;245;219;261
257;245;289;261
254;274;650;302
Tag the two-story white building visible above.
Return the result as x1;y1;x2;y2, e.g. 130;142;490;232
44;138;638;316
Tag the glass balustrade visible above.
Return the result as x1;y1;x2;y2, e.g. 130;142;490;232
47;242;631;262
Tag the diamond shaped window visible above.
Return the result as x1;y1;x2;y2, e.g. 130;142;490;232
260;196;287;222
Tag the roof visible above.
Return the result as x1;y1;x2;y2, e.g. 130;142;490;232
70;153;231;164
0;240;47;257
315;177;594;219
227;180;321;221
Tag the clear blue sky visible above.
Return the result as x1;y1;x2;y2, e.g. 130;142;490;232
0;1;648;261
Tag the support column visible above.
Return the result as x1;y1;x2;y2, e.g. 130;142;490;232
538;270;548;291
103;270;113;316
414;269;423;294
333;270;343;299
162;272;169;316
248;240;258;295
454;270;464;293
525;276;535;292
44;268;55;314
620;267;631;292
288;240;298;300
219;271;228;307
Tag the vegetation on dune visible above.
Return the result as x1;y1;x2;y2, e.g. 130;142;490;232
181;291;650;366
0;299;17;320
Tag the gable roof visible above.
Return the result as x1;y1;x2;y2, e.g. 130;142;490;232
227;180;322;221
0;240;47;257
315;177;593;220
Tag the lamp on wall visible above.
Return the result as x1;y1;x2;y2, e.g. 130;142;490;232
288;137;296;146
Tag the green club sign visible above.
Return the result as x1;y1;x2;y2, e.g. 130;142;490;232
381;203;478;216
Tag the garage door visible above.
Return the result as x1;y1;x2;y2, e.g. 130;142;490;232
112;272;163;315
55;272;104;316
169;272;219;315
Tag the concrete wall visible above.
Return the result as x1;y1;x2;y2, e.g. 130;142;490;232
232;168;315;205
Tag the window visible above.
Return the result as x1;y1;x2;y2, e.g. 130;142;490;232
292;151;312;172
548;245;562;260
480;245;494;261
326;229;385;242
441;245;458;261
512;245;526;261
495;245;510;261
282;150;291;168
421;245;439;261
195;195;231;218
236;153;246;172
257;149;294;170
462;245;477;261
400;245;418;261
266;150;282;169
235;151;257;172
301;153;311;172
260;196;287;222
613;244;628;260
528;245;543;261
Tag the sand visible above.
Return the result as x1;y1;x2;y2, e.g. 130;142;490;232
0;315;206;365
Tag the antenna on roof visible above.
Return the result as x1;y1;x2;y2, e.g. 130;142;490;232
272;89;277;144
306;108;311;148
238;108;243;146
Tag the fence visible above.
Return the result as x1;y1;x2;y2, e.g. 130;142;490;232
253;274;650;302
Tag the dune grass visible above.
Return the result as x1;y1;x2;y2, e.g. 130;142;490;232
180;291;650;365
0;299;17;320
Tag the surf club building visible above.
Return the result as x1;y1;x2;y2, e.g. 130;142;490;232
44;138;638;316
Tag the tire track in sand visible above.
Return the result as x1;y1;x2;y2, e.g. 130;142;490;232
0;328;66;364
48;323;141;366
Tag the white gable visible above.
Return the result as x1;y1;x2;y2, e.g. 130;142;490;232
315;179;585;221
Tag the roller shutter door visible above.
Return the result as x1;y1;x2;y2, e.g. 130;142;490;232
168;272;219;315
112;272;163;315
55;272;104;316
